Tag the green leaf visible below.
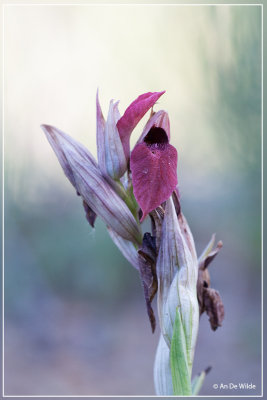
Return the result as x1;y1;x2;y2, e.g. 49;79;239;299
192;369;208;395
170;308;192;396
184;301;193;373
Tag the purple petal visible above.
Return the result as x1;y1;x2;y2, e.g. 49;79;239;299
41;124;98;187
96;90;106;174
117;91;165;160
96;92;126;179
130;142;178;221
104;100;127;179
67;151;141;243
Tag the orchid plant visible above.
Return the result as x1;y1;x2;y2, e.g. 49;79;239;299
42;90;224;396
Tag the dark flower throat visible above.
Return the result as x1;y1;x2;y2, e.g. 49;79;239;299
144;127;168;145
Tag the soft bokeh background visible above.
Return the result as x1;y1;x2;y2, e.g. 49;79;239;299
4;4;262;396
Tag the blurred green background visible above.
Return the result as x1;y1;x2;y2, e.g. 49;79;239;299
4;4;261;396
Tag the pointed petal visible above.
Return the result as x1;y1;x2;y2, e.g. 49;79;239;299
107;227;139;270
42;124;142;244
41;124;98;188
199;240;223;270
130;142;177;221
198;234;216;264
112;99;121;123
117;91;165;160
198;234;223;270
104;100;127;179
96;90;106;174
138;110;170;144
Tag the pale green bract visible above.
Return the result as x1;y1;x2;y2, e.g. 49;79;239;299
154;197;200;395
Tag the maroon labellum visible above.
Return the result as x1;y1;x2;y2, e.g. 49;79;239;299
130;112;178;221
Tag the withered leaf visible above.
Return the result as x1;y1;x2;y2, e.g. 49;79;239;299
197;237;224;330
197;267;211;314
203;288;225;331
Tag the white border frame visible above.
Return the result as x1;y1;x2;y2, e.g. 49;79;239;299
1;3;264;398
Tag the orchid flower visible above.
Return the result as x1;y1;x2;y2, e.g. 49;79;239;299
42;90;224;396
42;91;165;248
130;110;178;221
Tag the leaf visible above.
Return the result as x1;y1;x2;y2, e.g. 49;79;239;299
154;334;173;395
170;308;192;396
192;367;211;395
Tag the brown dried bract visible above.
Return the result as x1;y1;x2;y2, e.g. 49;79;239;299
197;239;224;331
138;233;158;333
202;287;225;330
